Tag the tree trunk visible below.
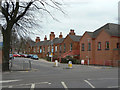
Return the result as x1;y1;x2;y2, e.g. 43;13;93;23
2;25;12;71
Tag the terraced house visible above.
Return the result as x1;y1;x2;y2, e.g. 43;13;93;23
80;23;120;66
27;23;120;66
27;30;81;61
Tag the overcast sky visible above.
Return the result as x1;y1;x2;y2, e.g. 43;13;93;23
0;0;119;42
32;0;119;41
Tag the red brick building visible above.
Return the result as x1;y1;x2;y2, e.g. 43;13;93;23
80;23;120;66
60;30;81;59
28;30;81;61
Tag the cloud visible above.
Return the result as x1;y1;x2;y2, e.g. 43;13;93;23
32;0;119;41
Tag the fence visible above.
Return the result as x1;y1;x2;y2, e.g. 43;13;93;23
9;59;31;71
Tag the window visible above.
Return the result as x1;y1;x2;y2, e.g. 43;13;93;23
81;43;84;51
48;46;50;52
40;46;42;53
43;47;45;52
70;43;72;51
105;41;109;50
59;45;62;53
33;47;36;53
55;45;57;52
98;42;101;50
88;43;91;51
117;43;120;48
37;46;39;53
29;48;30;52
51;45;54;52
64;43;66;53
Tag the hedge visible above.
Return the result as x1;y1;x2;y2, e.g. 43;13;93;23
61;58;81;64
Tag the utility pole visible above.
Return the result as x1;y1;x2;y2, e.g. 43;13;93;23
51;40;53;62
87;38;91;65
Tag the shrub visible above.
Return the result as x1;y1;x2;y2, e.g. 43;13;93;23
61;58;69;63
45;56;51;62
61;57;81;64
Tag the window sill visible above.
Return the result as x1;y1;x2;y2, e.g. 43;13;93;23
87;50;91;51
113;48;120;50
105;49;109;50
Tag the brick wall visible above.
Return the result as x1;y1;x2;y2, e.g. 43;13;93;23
80;30;120;66
80;32;94;64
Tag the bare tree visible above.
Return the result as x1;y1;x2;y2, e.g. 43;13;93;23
0;0;64;71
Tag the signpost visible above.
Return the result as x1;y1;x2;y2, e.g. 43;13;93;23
49;52;53;62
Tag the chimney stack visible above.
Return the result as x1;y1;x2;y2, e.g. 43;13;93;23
36;37;40;43
44;35;47;41
59;32;63;38
69;29;75;35
50;32;55;40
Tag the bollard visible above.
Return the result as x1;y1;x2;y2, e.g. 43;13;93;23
81;60;85;65
54;60;58;67
68;61;72;69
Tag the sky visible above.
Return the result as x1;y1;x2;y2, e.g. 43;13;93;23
0;0;119;42
32;0;119;41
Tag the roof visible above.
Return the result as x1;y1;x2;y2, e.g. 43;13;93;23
36;40;50;46
32;38;65;46
47;38;64;45
28;41;36;46
86;32;94;37
69;35;81;42
86;23;120;38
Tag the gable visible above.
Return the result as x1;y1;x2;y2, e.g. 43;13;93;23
95;29;111;40
63;35;73;43
80;32;92;43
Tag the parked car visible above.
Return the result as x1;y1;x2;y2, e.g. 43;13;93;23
23;54;28;58
13;54;21;57
31;55;39;60
27;54;33;58
19;54;25;57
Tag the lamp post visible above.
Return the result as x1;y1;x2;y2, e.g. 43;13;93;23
87;38;91;65
51;40;53;62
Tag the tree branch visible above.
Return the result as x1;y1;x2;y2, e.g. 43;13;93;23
15;1;33;23
12;1;19;20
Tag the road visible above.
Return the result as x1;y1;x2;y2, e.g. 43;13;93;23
2;58;119;89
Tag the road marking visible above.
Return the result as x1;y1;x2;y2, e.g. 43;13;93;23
8;86;13;88
0;80;20;83
3;82;51;88
108;86;120;88
48;83;51;85
88;78;119;80
61;81;68;90
31;83;35;90
84;80;95;88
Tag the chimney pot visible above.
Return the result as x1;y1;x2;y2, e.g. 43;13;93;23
59;32;63;38
44;35;47;41
69;29;75;35
50;32;55;40
36;37;40;43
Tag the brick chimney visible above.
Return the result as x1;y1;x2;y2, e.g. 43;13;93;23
69;29;75;35
50;32;55;40
59;32;63;38
36;37;40;43
44;35;47;41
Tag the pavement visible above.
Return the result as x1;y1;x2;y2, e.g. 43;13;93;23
1;58;120;89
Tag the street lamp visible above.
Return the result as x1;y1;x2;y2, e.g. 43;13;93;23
51;40;53;62
87;38;91;65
